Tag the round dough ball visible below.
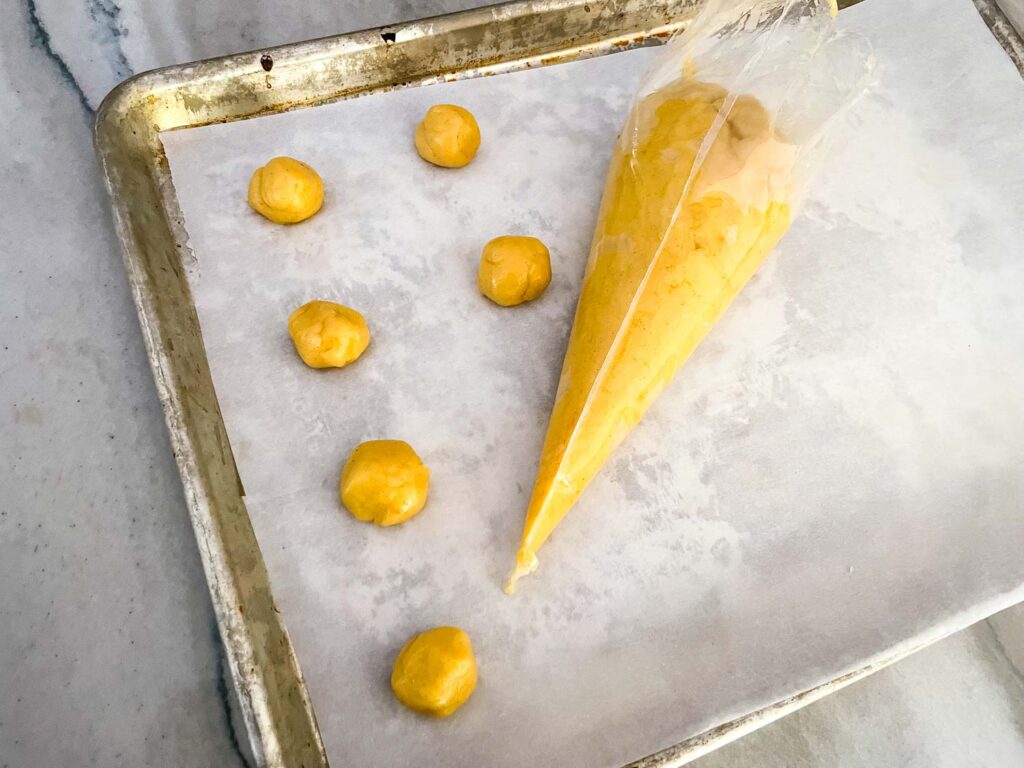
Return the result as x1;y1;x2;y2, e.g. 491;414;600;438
248;156;324;224
414;105;481;169
477;236;552;307
288;300;370;369
391;626;478;717
340;440;430;527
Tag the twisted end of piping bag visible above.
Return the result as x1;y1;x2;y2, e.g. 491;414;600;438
503;550;539;595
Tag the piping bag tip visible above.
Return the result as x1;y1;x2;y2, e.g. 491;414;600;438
503;551;539;595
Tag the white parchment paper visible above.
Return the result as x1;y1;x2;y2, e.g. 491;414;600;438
162;1;1024;765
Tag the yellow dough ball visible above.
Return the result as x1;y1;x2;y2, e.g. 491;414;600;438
248;156;324;224
477;236;552;307
414;105;481;168
340;440;430;527
288;300;370;369
391;626;478;717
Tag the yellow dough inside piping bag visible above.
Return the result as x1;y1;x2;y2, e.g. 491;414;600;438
506;80;796;593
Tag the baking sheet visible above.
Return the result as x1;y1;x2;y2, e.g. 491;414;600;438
162;0;1024;765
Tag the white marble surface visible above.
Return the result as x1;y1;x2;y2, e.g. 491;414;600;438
2;1;1023;766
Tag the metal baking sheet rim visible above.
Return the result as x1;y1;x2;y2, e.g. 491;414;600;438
92;1;1024;766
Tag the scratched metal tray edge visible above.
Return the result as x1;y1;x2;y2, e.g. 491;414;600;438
92;1;1024;766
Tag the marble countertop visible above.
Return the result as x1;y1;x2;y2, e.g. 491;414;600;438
2;1;1022;766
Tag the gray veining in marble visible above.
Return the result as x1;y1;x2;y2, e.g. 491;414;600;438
1;5;244;766
2;0;1024;766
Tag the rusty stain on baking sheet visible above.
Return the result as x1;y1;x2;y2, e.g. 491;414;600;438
92;0;1023;766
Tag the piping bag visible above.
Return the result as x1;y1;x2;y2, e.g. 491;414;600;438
506;0;872;593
